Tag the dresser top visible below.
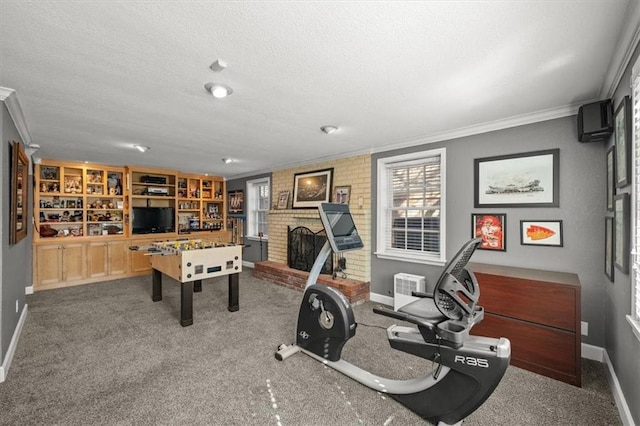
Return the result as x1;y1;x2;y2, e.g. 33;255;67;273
468;262;580;287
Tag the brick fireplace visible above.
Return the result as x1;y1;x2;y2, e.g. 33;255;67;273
253;154;372;304
254;208;371;304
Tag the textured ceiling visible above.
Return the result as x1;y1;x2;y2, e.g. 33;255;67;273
0;1;636;178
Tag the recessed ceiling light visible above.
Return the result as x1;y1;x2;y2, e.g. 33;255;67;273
221;158;233;164
133;145;150;153
321;125;339;134
205;82;233;98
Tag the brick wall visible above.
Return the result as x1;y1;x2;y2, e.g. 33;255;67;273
254;261;370;305
268;154;371;283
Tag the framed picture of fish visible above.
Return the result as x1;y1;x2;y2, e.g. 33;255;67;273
520;220;563;247
474;149;559;208
471;213;506;251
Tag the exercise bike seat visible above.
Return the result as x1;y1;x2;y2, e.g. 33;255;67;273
374;238;484;348
398;297;443;321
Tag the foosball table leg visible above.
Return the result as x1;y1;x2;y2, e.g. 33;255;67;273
228;273;239;312
181;281;194;327
152;269;162;302
194;280;202;293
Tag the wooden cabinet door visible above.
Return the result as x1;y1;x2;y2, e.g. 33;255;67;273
108;241;127;275
36;245;63;287
87;242;108;278
129;238;153;273
88;241;127;277
61;243;86;282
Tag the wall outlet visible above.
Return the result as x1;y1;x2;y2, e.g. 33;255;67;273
581;321;588;336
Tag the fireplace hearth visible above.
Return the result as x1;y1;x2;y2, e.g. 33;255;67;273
287;226;333;275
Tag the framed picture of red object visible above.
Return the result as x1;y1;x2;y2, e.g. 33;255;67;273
520;220;563;247
471;213;506;251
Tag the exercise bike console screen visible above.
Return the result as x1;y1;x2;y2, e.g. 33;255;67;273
319;203;364;253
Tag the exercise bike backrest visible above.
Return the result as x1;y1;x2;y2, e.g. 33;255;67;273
432;237;482;322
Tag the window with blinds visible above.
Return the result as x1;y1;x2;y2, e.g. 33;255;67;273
629;55;640;339
376;148;446;264
246;177;270;239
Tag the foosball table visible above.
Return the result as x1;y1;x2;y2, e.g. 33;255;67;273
131;239;243;326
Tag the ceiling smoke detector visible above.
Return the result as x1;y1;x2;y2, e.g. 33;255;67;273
209;59;228;72
321;125;339;134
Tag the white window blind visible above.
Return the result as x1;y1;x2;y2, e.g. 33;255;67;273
376;148;446;264
632;60;640;320
246;177;270;239
629;54;640;340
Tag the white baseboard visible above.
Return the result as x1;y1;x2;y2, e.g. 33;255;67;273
243;261;255;269
581;343;604;362
603;351;634;426
370;292;393;307
25;286;33;295
0;304;28;383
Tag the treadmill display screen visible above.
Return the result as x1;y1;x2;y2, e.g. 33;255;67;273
326;212;357;237
319;203;364;253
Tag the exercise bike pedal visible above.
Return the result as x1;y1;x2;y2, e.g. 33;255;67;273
432;352;443;380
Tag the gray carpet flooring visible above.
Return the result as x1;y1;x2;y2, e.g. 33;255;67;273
0;270;621;425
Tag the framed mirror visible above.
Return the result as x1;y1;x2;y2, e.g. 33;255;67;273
10;141;29;244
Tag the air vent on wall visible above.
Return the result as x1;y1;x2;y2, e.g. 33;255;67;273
393;273;425;311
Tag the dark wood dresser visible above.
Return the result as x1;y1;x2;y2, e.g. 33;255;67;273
468;262;582;386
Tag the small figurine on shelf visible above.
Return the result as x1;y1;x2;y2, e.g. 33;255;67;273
91;171;102;183
61;211;70;222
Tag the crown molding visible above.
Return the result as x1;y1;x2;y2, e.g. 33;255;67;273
600;0;640;97
227;102;581;180
370;102;582;154
0;86;33;146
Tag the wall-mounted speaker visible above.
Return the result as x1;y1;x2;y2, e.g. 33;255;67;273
577;99;613;142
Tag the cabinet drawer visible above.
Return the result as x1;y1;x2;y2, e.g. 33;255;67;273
472;313;579;385
475;272;577;332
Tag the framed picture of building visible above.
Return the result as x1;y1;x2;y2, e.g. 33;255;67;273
292;168;333;208
474;149;559;208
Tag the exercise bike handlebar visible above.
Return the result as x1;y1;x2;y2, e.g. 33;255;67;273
372;306;436;332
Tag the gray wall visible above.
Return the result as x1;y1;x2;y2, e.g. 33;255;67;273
605;43;639;425
372;116;606;347
1;102;31;367
226;173;271;265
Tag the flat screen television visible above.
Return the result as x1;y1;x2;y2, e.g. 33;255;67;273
132;207;175;234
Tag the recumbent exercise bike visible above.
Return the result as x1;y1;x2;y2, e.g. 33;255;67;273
276;203;510;425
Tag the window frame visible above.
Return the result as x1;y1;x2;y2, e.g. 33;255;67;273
245;177;270;240
375;147;446;265
627;55;640;341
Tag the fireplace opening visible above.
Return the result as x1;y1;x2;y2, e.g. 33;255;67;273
288;226;333;275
